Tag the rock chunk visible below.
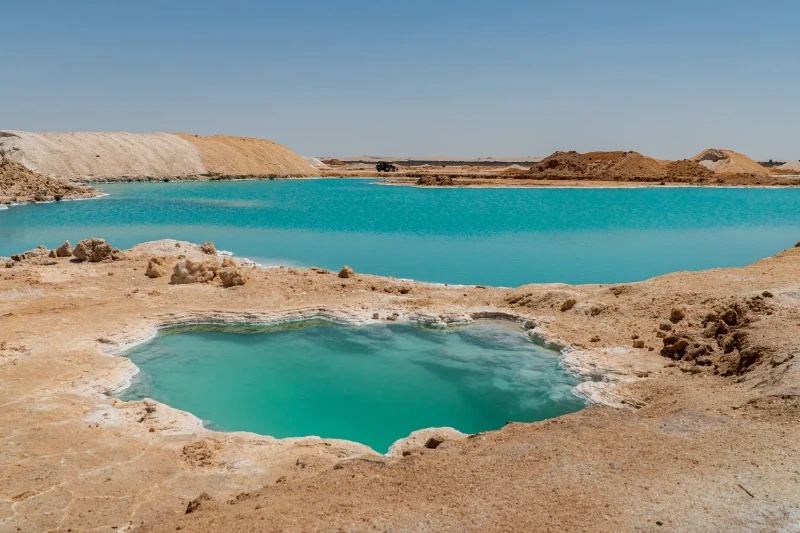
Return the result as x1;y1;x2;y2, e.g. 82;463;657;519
560;298;576;312
219;266;247;288
73;238;113;262
338;265;355;279
185;492;212;514
171;258;219;284
200;241;217;255
146;257;172;278
55;241;73;257
669;307;686;323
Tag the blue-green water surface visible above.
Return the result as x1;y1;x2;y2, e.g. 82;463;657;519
120;321;584;452
2;179;800;285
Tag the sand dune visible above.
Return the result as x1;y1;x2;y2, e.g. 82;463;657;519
0;131;319;181
175;134;319;177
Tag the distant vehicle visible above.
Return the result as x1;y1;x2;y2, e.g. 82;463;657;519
376;162;398;172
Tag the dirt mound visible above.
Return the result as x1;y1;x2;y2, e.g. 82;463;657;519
601;152;666;180
321;158;345;167
0;131;206;180
530;151;667;180
0;158;98;204
529;150;756;182
175;134;319;177
778;160;800;172
663;159;715;179
530;151;590;177
692;149;768;176
416;175;454;186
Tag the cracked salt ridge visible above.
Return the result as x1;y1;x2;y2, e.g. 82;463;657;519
96;310;632;454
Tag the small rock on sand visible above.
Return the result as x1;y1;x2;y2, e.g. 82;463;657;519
73;238;113;262
55;241;72;257
560;298;576;312
670;308;686;323
146;257;171;278
338;265;355;279
200;241;217;255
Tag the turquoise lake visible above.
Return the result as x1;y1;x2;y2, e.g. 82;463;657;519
119;321;584;452
2;179;800;285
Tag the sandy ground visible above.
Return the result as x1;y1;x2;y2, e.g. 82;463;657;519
0;238;799;531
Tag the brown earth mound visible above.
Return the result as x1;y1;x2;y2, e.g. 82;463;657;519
529;151;667;180
321;158;345;167
692;149;768;176
528;150;765;183
530;151;590;177
416;175;455;186
0;158;98;205
663;159;715;179
601;152;666;180
174;134;319;177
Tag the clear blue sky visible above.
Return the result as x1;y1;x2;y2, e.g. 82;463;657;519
2;1;798;159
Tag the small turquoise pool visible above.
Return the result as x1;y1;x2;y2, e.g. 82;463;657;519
119;321;585;452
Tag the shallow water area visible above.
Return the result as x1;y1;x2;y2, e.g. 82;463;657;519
118;321;585;452
3;179;800;285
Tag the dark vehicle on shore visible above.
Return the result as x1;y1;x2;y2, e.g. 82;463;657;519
376;162;398;172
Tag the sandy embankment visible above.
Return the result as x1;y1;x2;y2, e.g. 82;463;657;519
357;149;800;188
1;238;799;531
0;130;320;183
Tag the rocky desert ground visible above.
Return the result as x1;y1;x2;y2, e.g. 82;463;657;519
1;237;799;532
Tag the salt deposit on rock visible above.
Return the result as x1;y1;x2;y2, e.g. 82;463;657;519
73;238;113;262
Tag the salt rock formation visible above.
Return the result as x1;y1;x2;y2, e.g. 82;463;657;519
55;241;72;257
200;241;217;255
219;266;247;287
11;245;49;262
387;427;466;457
73;238;113;262
338;265;355;278
218;257;248;287
170;258;219;284
146;257;172;278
